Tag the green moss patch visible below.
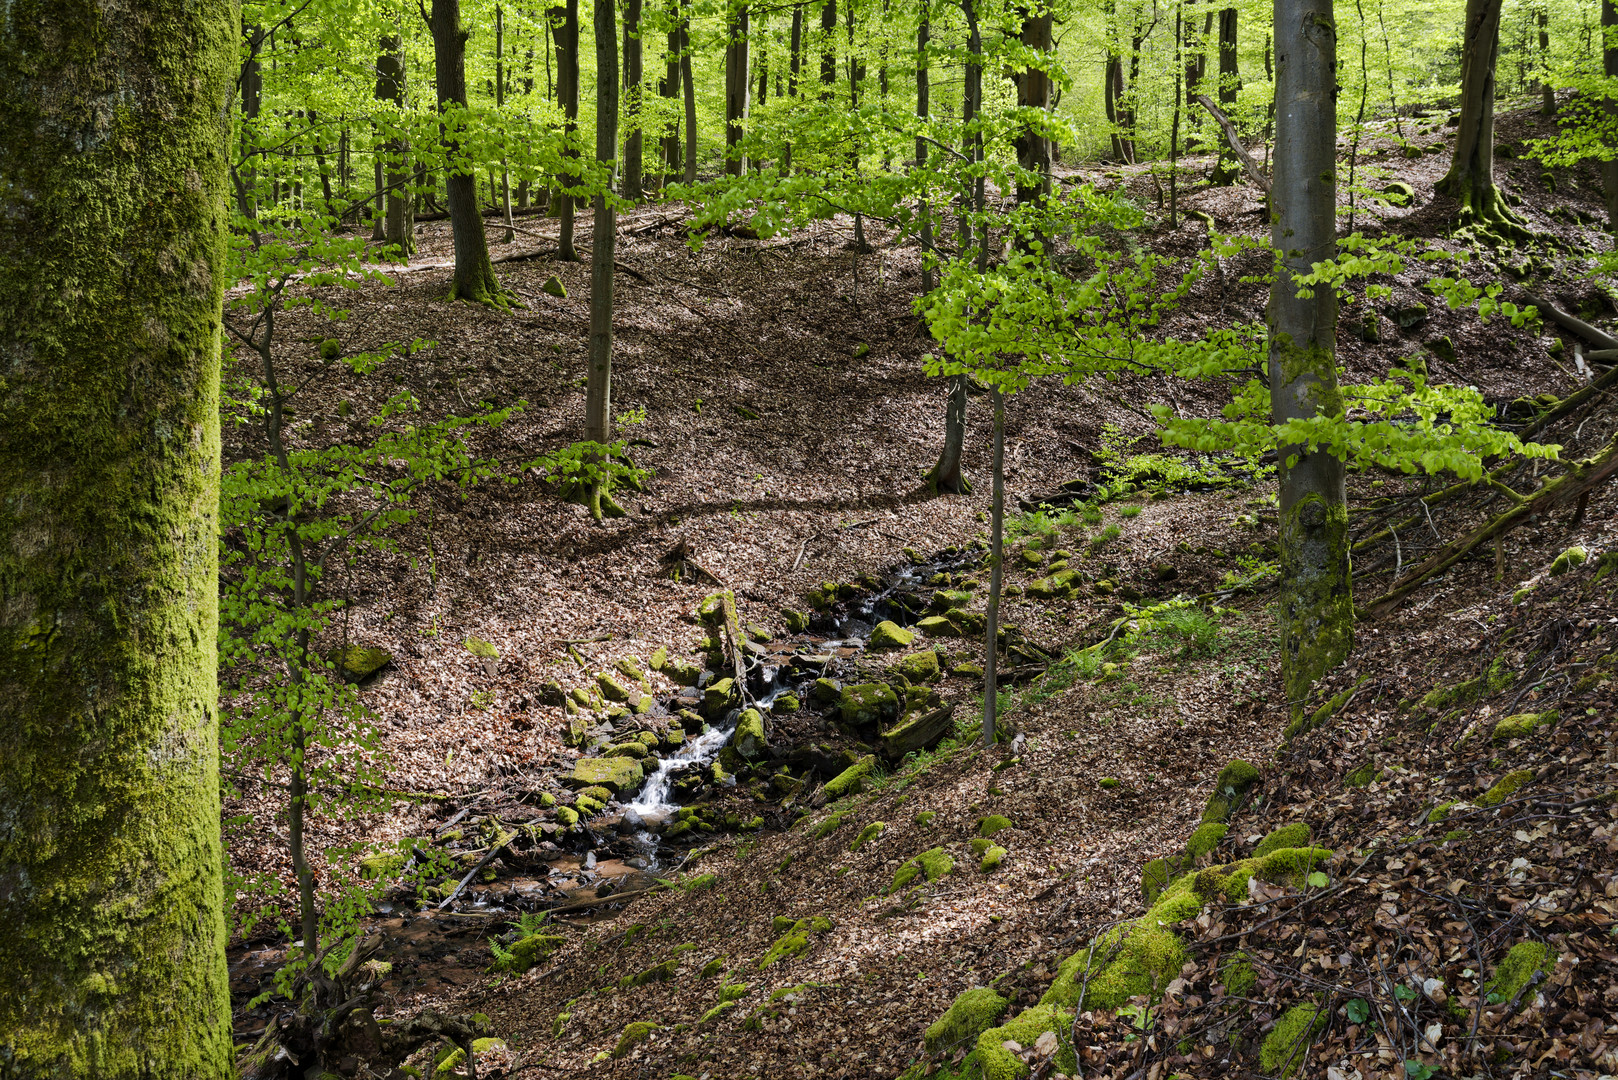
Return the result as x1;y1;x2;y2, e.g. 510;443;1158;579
979;845;1007;872
890;847;956;893
1186;821;1228;858
1259;1001;1326;1077
619;957;678;989
612;1020;658;1058
850;821;885;852
1219;951;1256;997
974;1005;1076;1080
822;754;875;800
1478;768;1534;807
1203;760;1259;822
1491;711;1557;743
1253;822;1311;858
1486;940;1550;1001
759;916;834;968
924;988;1011;1057
978;814;1014;838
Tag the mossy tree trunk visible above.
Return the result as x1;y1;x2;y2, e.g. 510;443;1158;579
432;0;505;302
1435;0;1529;240
0;0;235;1071
586;0;624;521
1270;0;1354;712
552;0;581;258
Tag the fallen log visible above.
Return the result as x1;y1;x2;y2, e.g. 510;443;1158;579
1524;294;1618;352
1362;431;1618;617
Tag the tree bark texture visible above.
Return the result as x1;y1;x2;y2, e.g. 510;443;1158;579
725;4;750;175
623;0;644;200
662;5;682;184
680;17;697;183
0;0;235;1071
432;0;504;301
1604;0;1617;234
1212;7;1242;183
552;0;581;258
1436;0;1527;238
1270;0;1353;709
1016;4;1052;209
784;3;803;170
587;0;622;520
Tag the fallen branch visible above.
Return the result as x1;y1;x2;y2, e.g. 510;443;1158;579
1363;431;1618;617
1524;294;1618;352
1195;95;1271;194
542;885;660;916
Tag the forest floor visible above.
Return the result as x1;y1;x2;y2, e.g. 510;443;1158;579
228;102;1618;1080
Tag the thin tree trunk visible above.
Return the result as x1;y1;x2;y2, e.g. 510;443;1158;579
1270;0;1353;712
1170;2;1182;227
681;18;697;182
0;0;234;1066
1104;0;1129;163
757;7;770;107
917;7;932;290
433;0;505;301
1603;0;1617;237
498;5;515;241
846;0;867;249
1016;3;1052;211
553;0;581;259
785;3;803;170
587;0;623;520
623;0;644;200
982;387;1005;746
725;3;751;175
1539;4;1555;114
1436;0;1528;239
662;2;682;184
821;0;837;92
243;25;264;220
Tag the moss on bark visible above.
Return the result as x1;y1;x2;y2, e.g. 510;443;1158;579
0;0;236;1071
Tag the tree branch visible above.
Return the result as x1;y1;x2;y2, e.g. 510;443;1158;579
1195;94;1270;194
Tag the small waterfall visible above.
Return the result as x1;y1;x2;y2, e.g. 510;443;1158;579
626;720;737;814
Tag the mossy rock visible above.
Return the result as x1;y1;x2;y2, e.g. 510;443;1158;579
702;677;739;718
979;845;1006;872
892;649;943;684
822;754;875;800
974;1005;1076;1080
1186;821;1228;859
554;805;580;827
699;956;727;979
810;677;841;704
1381;180;1416;205
664;657;702;685
811;811;848;839
879;704;955;761
612;1021;657;1058
782;607;809;633
978;815;1013;838
568;756;644;793
849;821;885;852
1202;760;1259;823
838;682;900;728
358;852;406;880
869;620;916;649
1259;1001;1326;1077
541;274;567;298
1492;711;1557;742
771;693;801;713
498;933;564;973
1485;940;1550;1001
759;916;833;968
1550;545;1588;575
924;988;1010;1057
329;645;392;682
619;957;678;989
698;1001;737;1024
1344;760;1380;788
597;673;633;703
1478;768;1534;807
1140;856;1182;903
1098;777;1120;790
889;847;955;892
731;708;768;760
1253;822;1311;858
465;636;499;659
915;615;962;638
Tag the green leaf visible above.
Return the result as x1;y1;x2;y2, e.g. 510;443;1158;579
1346;998;1371;1024
1306;870;1329;888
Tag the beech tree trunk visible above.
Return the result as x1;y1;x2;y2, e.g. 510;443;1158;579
623;0;644;200
497;6;515;240
1270;0;1353;711
725;3;750;175
662;2;682;184
552;0;581;258
1104;0;1132;163
1436;0;1528;239
587;0;623;520
1604;0;1618;235
0;0;235;1069
1015;3;1052;210
432;0;504;301
1211;6;1242;183
1538;4;1554;115
681;17;697;182
784;4;803;169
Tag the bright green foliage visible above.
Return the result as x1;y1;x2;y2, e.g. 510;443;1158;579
925;989;1010;1056
1259;1002;1326;1077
